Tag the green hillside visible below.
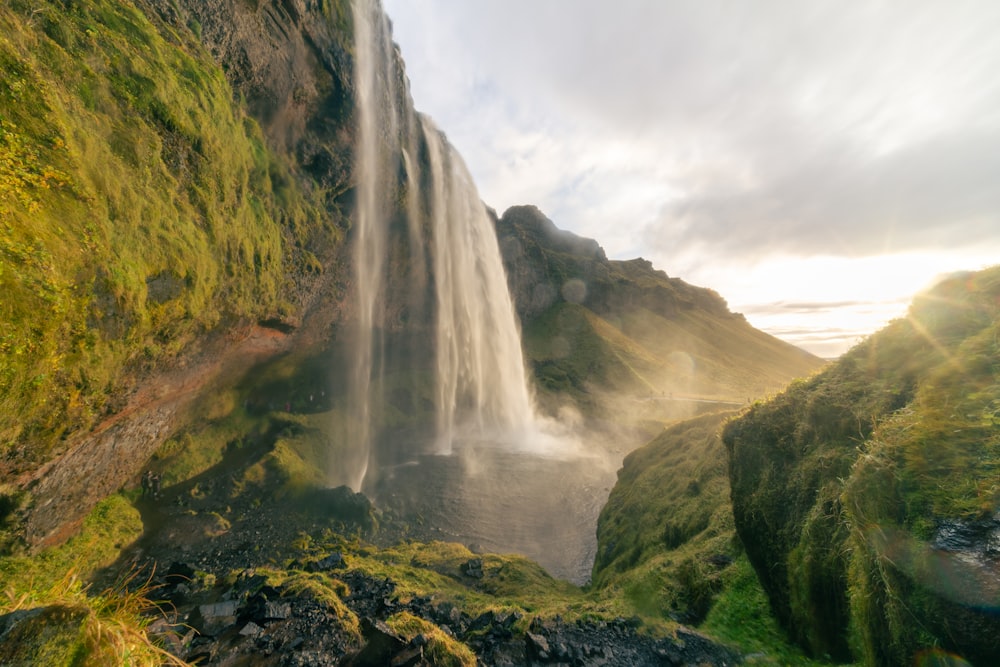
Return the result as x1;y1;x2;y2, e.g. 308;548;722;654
0;0;936;665
499;205;823;424
723;265;1000;665
0;0;338;471
591;409;829;665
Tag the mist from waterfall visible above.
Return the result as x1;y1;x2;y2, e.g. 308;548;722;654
341;0;564;491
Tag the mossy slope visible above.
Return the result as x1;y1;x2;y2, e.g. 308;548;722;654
592;409;827;665
723;265;1000;665
499;205;823;420
0;0;337;471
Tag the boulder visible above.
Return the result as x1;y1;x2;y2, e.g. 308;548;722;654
192;600;239;636
306;552;346;572
526;631;550;660
461;557;484;578
350;618;407;667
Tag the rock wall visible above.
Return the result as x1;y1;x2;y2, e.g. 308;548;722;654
496;204;733;325
20;326;295;549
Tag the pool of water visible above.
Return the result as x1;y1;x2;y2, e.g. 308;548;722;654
369;443;617;584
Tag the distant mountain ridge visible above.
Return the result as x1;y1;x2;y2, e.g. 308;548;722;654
496;205;822;420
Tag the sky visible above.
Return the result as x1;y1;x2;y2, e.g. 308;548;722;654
382;0;1000;358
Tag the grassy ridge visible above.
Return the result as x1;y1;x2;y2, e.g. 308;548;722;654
0;0;332;464
723;265;1000;664
502;205;823;421
591;409;829;664
594;411;737;590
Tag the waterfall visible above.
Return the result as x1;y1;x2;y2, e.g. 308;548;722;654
345;0;380;491
420;115;536;452
343;0;538;489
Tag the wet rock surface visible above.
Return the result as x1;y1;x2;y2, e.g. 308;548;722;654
932;513;1000;564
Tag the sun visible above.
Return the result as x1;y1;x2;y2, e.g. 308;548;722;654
688;252;999;358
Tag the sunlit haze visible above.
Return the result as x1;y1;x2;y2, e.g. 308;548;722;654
383;0;1000;357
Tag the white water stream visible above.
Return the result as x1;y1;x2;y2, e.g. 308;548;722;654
421;115;536;453
346;0;547;488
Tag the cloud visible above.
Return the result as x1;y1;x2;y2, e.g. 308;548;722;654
646;124;1000;259
742;300;892;314
383;0;1000;354
388;0;1000;249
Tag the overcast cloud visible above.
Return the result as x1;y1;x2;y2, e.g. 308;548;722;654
383;0;1000;356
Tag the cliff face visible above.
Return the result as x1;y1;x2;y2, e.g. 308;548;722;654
146;0;357;189
0;0;370;547
723;265;1000;665
497;204;730;323
496;204;822;415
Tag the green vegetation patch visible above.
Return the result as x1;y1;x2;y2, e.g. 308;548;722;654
593;411;743;627
723;265;1000;665
0;0;332;465
0;495;187;666
386;611;477;667
590;407;830;662
593;411;736;587
1;494;141;601
703;555;831;666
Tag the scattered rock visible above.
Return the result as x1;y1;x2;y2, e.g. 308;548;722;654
461;557;484;578
306;552;347;572
238;621;264;637
263;601;291;621
390;645;423;666
350;618;407;666
705;553;734;569
526;631;550;659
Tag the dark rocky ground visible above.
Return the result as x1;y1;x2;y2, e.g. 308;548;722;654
130;554;742;667
77;463;745;666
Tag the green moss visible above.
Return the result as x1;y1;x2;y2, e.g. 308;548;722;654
0;494;185;666
703;556;831;666
0;604;90;667
592;411;737;618
0;494;142;601
322;539;627;623
588;406;830;662
0;584;189;667
386;611;477;667
0;0;334;465
260;567;361;639
724;265;1000;664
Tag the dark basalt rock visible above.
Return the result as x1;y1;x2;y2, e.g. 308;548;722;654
350;618;407;666
305;551;347;572
933;514;1000;565
461;556;484;578
165;561;196;584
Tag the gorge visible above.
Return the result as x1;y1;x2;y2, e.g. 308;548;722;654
1;1;997;665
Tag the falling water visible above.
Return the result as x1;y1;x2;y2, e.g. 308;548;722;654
420;115;536;452
345;0;394;491
341;0;606;581
345;0;538;489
